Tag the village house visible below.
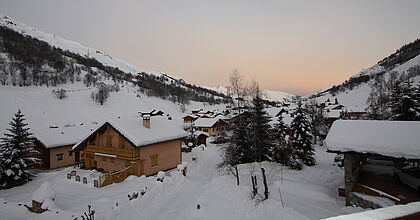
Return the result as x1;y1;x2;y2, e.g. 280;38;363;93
138;109;165;117
32;124;98;169
72;116;188;186
183;115;198;123
193;116;228;136
326;120;420;208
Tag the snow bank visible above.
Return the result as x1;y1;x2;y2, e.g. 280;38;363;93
326;120;420;159
323;202;420;220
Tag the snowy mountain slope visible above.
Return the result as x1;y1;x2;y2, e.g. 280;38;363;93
308;40;420;111
0;15;159;77
203;85;295;102
0;14;230;103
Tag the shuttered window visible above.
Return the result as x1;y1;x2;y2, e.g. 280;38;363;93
150;154;159;167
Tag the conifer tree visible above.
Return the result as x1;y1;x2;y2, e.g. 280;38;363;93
0;110;39;188
289;101;316;167
272;115;292;166
389;77;420;121
250;88;273;162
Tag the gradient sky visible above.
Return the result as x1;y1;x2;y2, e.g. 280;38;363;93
1;0;420;95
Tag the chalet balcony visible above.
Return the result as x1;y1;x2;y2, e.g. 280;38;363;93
86;145;135;159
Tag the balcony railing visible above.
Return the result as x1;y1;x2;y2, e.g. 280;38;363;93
86;145;134;158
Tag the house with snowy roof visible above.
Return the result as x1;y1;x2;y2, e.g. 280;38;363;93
326;120;420;208
193;116;228;136
72;116;188;186
183;115;199;123
32;124;98;169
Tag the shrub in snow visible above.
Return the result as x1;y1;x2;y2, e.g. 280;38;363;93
52;88;67;100
28;181;56;213
0;110;40;189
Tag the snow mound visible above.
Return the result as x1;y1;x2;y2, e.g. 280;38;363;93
31;181;56;203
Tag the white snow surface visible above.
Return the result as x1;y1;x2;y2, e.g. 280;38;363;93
0;144;362;220
323;201;420;220
326;120;420;159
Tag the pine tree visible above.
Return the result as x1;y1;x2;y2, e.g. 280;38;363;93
0;110;40;188
389;77;420;121
250;89;273;162
289;101;316;167
272;115;292;166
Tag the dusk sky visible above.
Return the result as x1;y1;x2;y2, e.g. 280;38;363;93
1;0;419;95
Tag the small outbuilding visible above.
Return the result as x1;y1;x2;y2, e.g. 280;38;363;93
326;120;420;208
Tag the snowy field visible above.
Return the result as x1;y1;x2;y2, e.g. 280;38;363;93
0;143;362;220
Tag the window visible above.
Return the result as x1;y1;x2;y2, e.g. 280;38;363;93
203;128;209;132
150;154;159;167
110;158;114;163
102;157;107;162
56;153;63;161
68;151;73;157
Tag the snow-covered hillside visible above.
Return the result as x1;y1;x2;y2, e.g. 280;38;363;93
203;86;295;102
0;82;225;146
0;15;161;78
308;51;420;111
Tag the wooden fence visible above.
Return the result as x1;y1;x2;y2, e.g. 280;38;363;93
99;164;135;187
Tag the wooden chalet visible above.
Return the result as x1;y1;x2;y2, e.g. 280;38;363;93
183;115;198;123
32;124;98;169
138;109;165;117
193;116;228;136
72;116;188;187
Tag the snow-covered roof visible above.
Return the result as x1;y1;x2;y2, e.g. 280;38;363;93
326;120;420;159
324;110;343;119
33;123;99;149
194;131;209;137
73;116;188;150
323;201;420;220
193;115;226;128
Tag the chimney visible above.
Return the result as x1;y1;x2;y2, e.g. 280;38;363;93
143;115;151;129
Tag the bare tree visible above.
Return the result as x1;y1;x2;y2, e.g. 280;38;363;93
228;69;246;113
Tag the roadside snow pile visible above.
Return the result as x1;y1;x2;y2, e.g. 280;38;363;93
352;192;395;207
326;120;420;159
31;181;56;210
323;201;420;220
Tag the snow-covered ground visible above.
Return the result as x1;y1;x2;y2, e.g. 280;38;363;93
0;143;362;220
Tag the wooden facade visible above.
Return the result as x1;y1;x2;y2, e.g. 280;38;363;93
33;140;79;169
196;119;228;136
75;123;182;186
